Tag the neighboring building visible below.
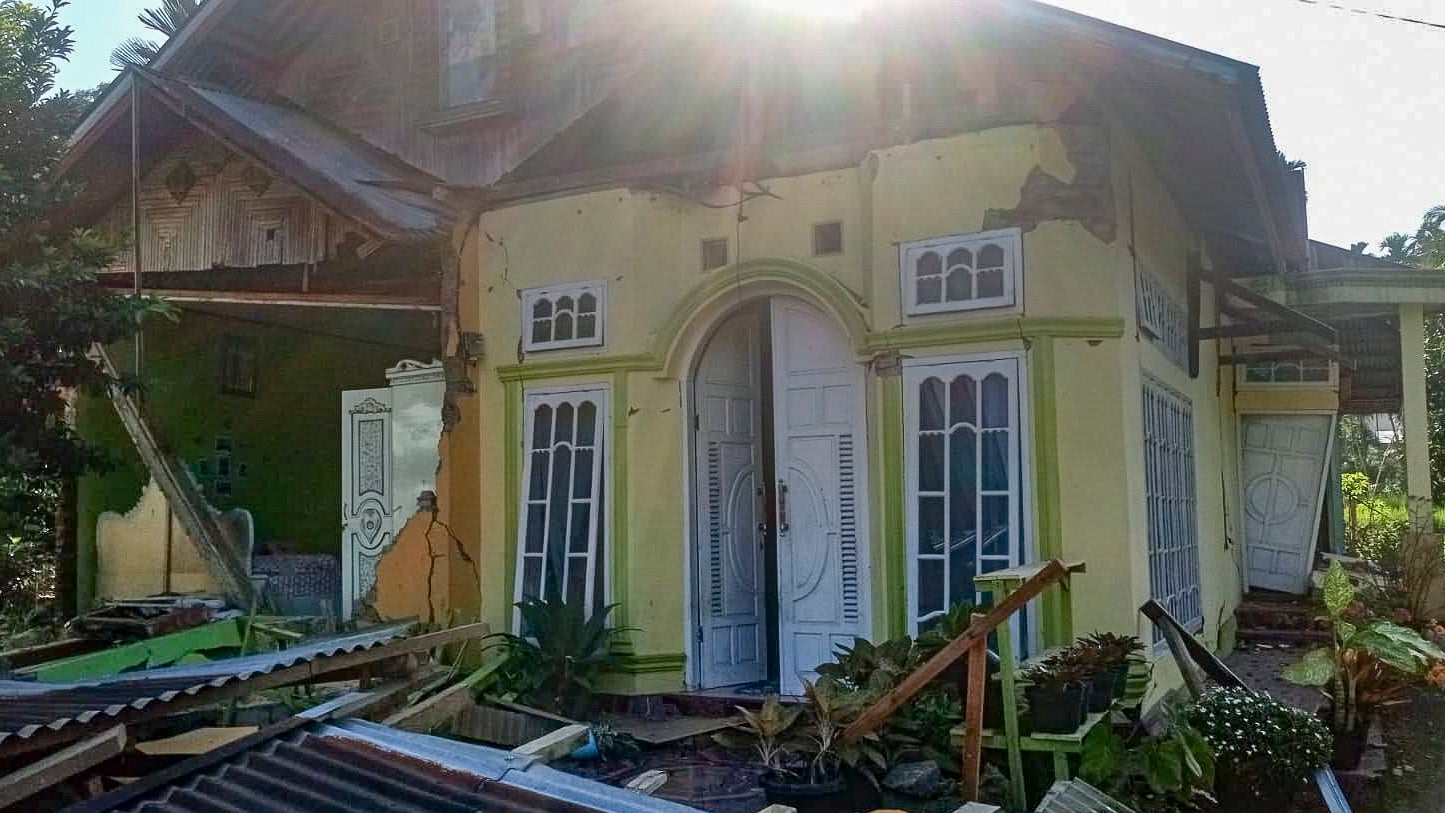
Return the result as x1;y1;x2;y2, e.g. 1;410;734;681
60;0;1445;702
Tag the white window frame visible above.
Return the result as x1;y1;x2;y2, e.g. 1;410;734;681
1141;375;1203;645
899;228;1023;317
903;353;1032;638
1237;358;1339;389
1135;266;1189;370
520;281;607;352
513;385;609;630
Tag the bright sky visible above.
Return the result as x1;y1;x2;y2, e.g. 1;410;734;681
54;0;1445;250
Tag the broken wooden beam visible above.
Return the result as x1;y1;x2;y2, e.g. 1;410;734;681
510;724;590;764
381;678;475;733
0;724;128;808
94;345;256;607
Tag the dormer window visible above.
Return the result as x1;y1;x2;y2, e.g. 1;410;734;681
441;0;499;108
900;228;1022;316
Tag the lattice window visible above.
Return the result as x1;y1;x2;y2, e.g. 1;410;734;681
1142;377;1202;638
1242;358;1336;386
905;357;1025;632
521;282;606;352
1136;268;1189;369
900;228;1022;316
515;388;607;619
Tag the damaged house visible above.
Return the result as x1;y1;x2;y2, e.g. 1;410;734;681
61;0;1445;704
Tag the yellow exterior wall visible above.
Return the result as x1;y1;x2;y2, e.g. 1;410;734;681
450;114;1338;696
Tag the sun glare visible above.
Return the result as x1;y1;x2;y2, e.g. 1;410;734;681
745;0;873;20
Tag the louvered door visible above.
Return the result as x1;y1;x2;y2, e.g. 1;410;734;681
694;310;768;688
770;297;871;695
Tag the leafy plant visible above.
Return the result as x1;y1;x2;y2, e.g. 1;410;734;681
1080;709;1215;810
716;695;803;771
1189;687;1331;801
914;602;978;661
797;677;887;785
487;597;633;717
588;722;641;760
1282;561;1445;733
817;635;917;694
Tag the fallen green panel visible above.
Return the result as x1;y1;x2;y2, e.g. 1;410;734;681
20;620;248;682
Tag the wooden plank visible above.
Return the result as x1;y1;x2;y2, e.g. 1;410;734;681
960;625;987;801
381;679;475;732
511;723;590;764
0;638;105;671
624;770;669;796
845;561;1068;741
1198;267;1336;343
141;289;442;312
1140;600;1244;691
0;725;128;808
136;726;257;756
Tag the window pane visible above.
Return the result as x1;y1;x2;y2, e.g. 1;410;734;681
917;277;942;305
919;433;944;492
547;446;573;585
578;292;597;314
527;449;550;499
982;495;1010;556
566;558;587;605
577;313;597;339
916;250;942;279
522;557;542;600
919;495;946;556
976;268;1005;299
918;558;945;616
978;243;1004;268
575;401;597;446
569;510;592;553
572;448;595;498
1276;363;1302;382
531;405;553;451
948;524;975;608
524;504;546;552
555;312;574;341
950;375;976;428
949;426;976;515
442;0;497;106
532;319;552;345
919;377;945;431
945;268;973;301
556;295;575;313
555;403;575;444
981;374;1009;428
946;247;973;270
981;430;1009;491
532;299;552;319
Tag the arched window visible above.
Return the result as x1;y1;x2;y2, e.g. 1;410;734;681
900;228;1022;316
521;282;607;351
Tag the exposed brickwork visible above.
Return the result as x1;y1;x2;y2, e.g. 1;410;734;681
983;102;1117;244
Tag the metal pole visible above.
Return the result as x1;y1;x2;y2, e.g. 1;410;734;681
131;73;143;381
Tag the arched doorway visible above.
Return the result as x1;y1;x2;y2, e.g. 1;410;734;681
689;296;871;694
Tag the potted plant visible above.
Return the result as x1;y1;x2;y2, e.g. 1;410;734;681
486;595;635;719
1282;561;1445;769
1080;706;1215;809
1080;632;1145;702
1022;658;1091;733
1190;687;1331;807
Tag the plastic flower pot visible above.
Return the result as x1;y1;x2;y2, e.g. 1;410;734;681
1110;662;1130;700
1331;723;1370;771
1025;681;1089;734
759;770;852;813
568;731;600;760
1086;670;1115;713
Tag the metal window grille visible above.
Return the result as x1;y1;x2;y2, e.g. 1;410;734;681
1142;377;1202;637
1135;269;1188;369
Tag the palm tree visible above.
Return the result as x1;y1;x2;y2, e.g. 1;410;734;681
110;0;204;70
1380;206;1445;270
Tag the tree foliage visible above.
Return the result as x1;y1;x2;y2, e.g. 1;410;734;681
1;1;161;613
109;0;202;70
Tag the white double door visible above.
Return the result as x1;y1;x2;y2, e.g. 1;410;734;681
1242;414;1335;594
693;298;870;695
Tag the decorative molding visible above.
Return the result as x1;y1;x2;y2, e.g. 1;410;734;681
348;396;392;415
1028;336;1066;647
385;358;446;387
611;652;687;675
864;317;1125;354
495;353;658;383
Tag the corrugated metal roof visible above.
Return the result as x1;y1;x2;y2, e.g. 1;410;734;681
71;719;703;813
137;70;455;244
0;624;412;752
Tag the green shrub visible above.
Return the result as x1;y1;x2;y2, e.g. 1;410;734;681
1189;688;1330;801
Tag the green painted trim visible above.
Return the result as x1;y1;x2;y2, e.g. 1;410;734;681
612;652;687;675
865;317;1125;354
495;353;659;383
652;258;873;371
22;619;246;682
1029;337;1068;647
1250;271;1445;308
610;371;631;631
503;379;522;622
879;375;908;640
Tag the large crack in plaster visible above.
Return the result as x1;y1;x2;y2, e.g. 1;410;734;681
982;101;1117;243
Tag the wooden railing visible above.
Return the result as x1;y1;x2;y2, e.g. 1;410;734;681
843;560;1073;798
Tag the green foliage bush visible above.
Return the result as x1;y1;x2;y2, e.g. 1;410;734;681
1189;688;1331;802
